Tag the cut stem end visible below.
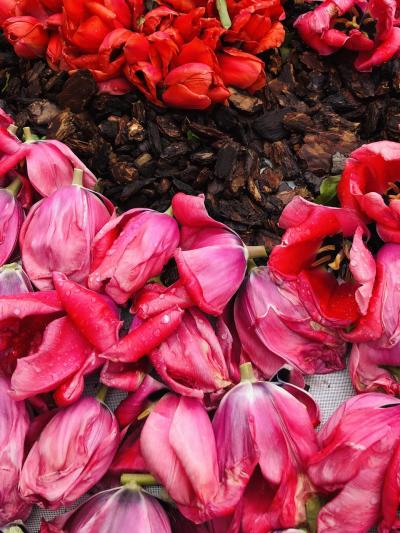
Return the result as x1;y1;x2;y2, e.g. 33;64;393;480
240;362;256;382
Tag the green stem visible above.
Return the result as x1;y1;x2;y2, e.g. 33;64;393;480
246;245;267;259
72;168;84;186
5;177;22;196
121;473;158;486
164;205;173;216
216;0;232;29
23;126;34;141
7;124;18;136
96;385;108;402
240;362;256;383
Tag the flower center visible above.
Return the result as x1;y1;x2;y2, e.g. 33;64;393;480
333;6;376;39
311;237;352;280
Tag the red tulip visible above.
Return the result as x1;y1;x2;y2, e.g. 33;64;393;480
42;485;171;533
172;193;247;315
235;266;347;376
141;393;220;523
3;16;49;59
140;6;178;35
268;197;371;327
150;308;231;397
0;178;24;268
89;208;179;304
338;141;400;243
0;108;13;128
173;37;219;70
217;48;266;93
162;63;230;110
132;281;194;319
124;61;163;106
308;393;400;532
212;364;318;532
0;374;31;524
19;396;120;508
225;2;285;54
349;244;400;394
20;170;113;290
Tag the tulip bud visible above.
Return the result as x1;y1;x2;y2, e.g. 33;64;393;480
20;169;113;290
163;63;230;110
0;263;32;295
0;178;24;268
3;16;49;59
19;396;120;508
141;393;220;523
150;308;231;397
89;208;179;304
171;193;247;316
217;48;266;93
42;485;171;532
212;364;318;532
0;374;31;524
234;266;346;376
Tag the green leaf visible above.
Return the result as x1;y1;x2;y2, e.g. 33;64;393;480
314;175;342;205
187;130;200;142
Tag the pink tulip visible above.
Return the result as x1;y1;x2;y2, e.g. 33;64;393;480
140;393;220;523
338;141;400;243
150;308;231;397
20;170;113;290
349;244;400;394
0;374;31;524
0;178;24;268
89;208;179;304
19;396;120;508
308;393;400;532
172;193;247;316
0;133;97;197
0;108;13;128
0;263;32;295
212;364;318;532
235;266;347;376
41;485;171;533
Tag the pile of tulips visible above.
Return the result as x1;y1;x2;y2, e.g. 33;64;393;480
3;102;400;533
294;0;400;71
0;0;285;109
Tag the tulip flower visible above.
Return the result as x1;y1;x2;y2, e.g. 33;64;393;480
19;396;120;508
294;0;400;71
132;281;194;319
268;198;371;328
89;208;179;304
338;141;400;243
162;63;230;110
141;393;220;523
217;48;266;93
0;290;63;375
0;263;32;295
172;193;247;316
0;108;13;128
41;485;171;533
3;16;49;59
0;178;24;268
212;363;318;532
0;374;31;524
348;244;400;394
308;393;400;532
235;266;347;376
109;420;148;475
124;61;163;106
225;2;285;54
20;169;113;290
150;308;231;397
140;6;178;34
0;128;97;197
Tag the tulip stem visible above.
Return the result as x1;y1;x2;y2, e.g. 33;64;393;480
216;0;232;29
72;168;84;186
240;362;256;382
23;126;34;141
121;473;158;486
246;246;267;259
96;384;108;402
164;205;173;216
7;124;18;136
5;176;22;196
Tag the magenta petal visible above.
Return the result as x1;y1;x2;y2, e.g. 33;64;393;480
53;272;121;351
100;360;147;392
0;291;63;320
10;316;93;400
0;188;23;267
349;226;376;315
